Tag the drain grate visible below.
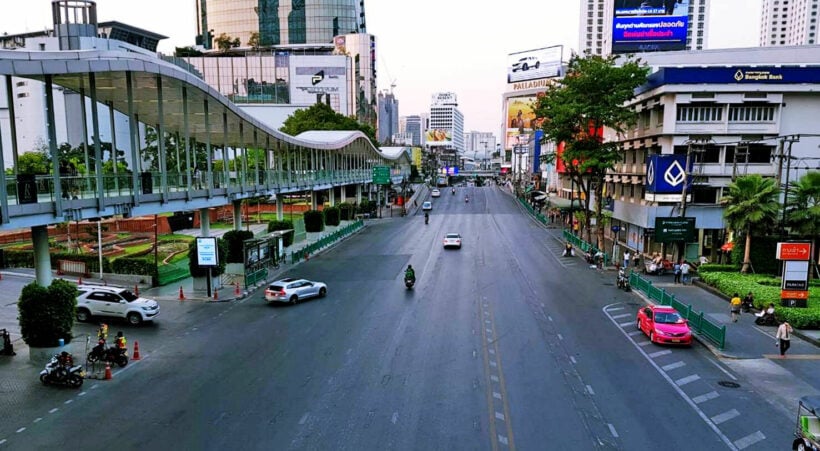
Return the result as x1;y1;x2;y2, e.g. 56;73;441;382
718;381;740;388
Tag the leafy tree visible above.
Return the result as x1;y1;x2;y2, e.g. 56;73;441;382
141;126;210;173
174;46;203;57
16;150;50;175
280;102;378;146
18;279;77;347
720;174;781;273
215;33;240;52
786;170;820;274
248;32;261;49
534;53;649;247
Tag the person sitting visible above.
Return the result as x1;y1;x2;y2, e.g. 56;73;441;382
405;265;416;282
742;292;755;311
563;243;574;257
756;303;775;318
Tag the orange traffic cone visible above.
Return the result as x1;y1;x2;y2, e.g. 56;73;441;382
134;285;139;296
179;286;185;301
132;341;141;360
104;362;112;380
234;282;240;296
213;288;219;301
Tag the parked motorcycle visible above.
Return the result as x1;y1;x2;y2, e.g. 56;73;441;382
616;269;631;291
40;353;84;388
87;340;128;368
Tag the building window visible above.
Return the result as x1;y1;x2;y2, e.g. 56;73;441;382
16;92;29;98
728;105;776;122
676;105;723;122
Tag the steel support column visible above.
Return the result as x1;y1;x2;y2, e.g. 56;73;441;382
183;87;192;199
5;76;19;171
44;75;63;213
88;73;105;209
32;225;52;286
204;99;213;196
233;199;242;231
125;72;140;205
156;75;168;202
107;101;119;193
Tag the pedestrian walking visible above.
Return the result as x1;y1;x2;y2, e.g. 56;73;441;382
680;260;691;284
623;250;631;269
673;261;682;284
776;321;793;357
730;293;742;322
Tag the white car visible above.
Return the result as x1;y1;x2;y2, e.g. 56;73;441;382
265;278;327;304
443;233;462;249
76;285;160;325
431;189;441;198
422;201;432;211
512;56;540;72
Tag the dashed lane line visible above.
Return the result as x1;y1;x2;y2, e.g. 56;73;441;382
711;409;740;426
611;313;632;320
674;374;701;386
734;431;766;450
648;350;672;358
692;391;720;404
662;361;686;371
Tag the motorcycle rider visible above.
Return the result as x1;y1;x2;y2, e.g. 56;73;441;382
451;187;455;195
114;331;127;352
465;195;469;203
424;212;429;224
55;351;74;380
405;265;416;283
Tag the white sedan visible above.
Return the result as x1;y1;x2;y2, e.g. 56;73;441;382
443;233;462;249
431;189;441;198
422;201;432;211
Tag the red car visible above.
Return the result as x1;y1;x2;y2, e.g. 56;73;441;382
636;305;692;346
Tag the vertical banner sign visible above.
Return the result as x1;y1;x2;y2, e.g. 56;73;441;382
196;237;218;267
777;242;811;307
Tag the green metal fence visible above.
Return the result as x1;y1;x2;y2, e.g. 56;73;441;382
629;271;726;349
561;229;610;267
290;220;364;264
517;198;549;226
157;259;190;286
245;267;267;287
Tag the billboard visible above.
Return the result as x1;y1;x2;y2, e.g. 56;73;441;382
290;55;350;115
425;129;452;146
645;154;692;193
507;46;563;83
612;0;689;54
505;96;537;150
654;217;696;243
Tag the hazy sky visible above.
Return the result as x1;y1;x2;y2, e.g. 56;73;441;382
1;0;761;137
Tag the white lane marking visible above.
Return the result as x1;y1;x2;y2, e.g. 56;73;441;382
608;423;619;438
78;391;86;396
627;330;643;336
692;391;720;404
485;320;491;324
298;413;309;425
498;435;509;445
91;384;98;390
347;348;352;355
548;316;553;322
637;341;652;347
648;350;672;358
0;439;6;445
734;431;766;450
495;412;505;421
64;400;73;405
48;408;58;414
557;334;564;341
493;392;502;400
489;349;495;355
486;328;492;334
33;418;42;423
611;313;631;320
490;360;497;367
711;409;740;425
490;375;499;382
607;307;625;312
618;321;633;328
706;357;738;381
586;385;595;395
570;356;577;364
602;302;738;451
675;375;701;386
662;361;686;371
391;412;399;424
15;428;25;433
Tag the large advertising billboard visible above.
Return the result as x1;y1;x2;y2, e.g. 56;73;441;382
425;129;452;146
290;55;350;115
505;96;538;150
507;46;563;83
612;0;689;54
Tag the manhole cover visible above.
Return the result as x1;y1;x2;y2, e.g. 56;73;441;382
718;381;740;388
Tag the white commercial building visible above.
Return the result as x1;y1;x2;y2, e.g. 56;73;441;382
427;92;464;167
760;0;819;46
598;45;820;261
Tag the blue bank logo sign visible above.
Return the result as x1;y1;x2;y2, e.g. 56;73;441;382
645;155;692;202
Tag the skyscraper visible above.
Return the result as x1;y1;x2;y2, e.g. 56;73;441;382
428;92;464;165
405;115;423;147
579;0;709;56
377;91;399;144
196;0;367;49
760;0;819;46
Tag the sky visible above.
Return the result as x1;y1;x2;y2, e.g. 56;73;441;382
0;0;761;139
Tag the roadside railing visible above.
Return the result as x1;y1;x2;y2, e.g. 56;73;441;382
157;259;190;286
629;271;726;349
561;229;610;267
517;197;549;225
290;220;364;264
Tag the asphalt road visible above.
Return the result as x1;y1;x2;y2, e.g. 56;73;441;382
0;186;797;450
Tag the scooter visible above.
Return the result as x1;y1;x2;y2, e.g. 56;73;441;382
451;188;455;195
616;269;631;291
404;277;415;289
40;354;84;388
465;196;469;203
87;339;128;368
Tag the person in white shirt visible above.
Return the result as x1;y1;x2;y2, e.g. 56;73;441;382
776;321;793;357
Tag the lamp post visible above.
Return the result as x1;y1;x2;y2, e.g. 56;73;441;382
154;214;159;285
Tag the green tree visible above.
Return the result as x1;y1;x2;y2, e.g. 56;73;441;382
248;32;261;49
786;170;820;275
174;46;203;57
16;150;50;175
721;174;781;273
280;102;378;146
214;33;240;52
534;53;649;247
142;127;210;173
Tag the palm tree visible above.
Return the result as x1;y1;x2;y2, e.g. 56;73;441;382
786;171;820;276
721;174;781;273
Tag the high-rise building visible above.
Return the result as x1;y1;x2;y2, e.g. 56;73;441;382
404;115;423;146
579;0;709;56
196;0;367;49
464;132;497;160
427;93;464;167
377;91;399;144
760;0;819;46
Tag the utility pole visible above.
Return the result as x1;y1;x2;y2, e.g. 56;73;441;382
780;135;799;235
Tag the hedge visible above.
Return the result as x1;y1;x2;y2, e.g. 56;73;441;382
304;210;324;232
338;203;355;221
221;230;254;264
324;206;340;226
4;249;113;274
18;279;77;347
111;256;156;280
188;238;228;277
730;234;780;275
267;219;294;247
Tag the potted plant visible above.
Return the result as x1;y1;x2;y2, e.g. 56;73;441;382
17;279;78;364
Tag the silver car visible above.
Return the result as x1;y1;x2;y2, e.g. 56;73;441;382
265;278;328;304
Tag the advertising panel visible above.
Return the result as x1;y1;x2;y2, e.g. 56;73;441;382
507;45;563;83
645;154;692;194
196;237;218;267
654;217;696;243
290;55;349;115
612;0;689;54
425;129;452;146
505;96;537;150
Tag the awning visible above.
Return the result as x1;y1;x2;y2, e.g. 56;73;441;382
547;197;584;210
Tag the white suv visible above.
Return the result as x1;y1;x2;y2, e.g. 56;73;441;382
76;285;160;325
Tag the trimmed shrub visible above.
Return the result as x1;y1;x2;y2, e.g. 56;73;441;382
357;199;376;215
112;256;156;279
222;230;255;263
696;264;738;273
187;238;228;277
268;220;295;247
324;206;340;226
338;202;355;221
304;210;324;232
18;279;78;347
